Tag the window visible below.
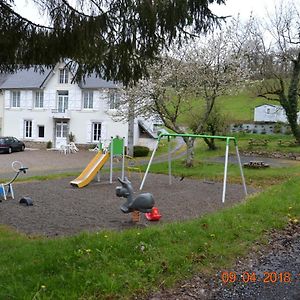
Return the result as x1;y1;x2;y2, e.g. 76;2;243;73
38;125;45;138
59;69;69;84
35;91;44;108
24;120;32;138
266;108;271;114
56;122;68;138
109;92;120;109
11;91;20;108
57;91;69;112
92;123;101;142
83;91;94;109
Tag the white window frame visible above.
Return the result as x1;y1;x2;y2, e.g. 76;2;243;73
92;122;101;142
83;91;94;109
57;91;69;112
35;91;44;108
59;69;69;84
11;91;20;108
109;92;121;110
24;120;32;138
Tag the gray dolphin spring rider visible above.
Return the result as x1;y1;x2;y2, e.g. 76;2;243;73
116;177;154;213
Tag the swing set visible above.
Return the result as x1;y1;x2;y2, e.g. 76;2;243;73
139;133;247;203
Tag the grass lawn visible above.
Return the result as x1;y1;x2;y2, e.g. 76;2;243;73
0;133;300;299
0;177;299;299
143;133;300;188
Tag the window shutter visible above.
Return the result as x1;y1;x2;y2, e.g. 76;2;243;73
19;119;24;139
101;121;107;140
32;120;36;138
27;91;33;109
75;91;81;110
4;91;10;108
100;91;109;111
68;90;75;110
93;91;99;110
20;91;26;108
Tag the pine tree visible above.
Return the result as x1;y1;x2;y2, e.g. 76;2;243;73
0;0;225;85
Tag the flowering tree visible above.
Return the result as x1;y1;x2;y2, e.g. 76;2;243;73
118;26;249;166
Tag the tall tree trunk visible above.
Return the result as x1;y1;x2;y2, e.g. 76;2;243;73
203;137;217;150
127;100;135;156
183;137;195;167
281;52;300;143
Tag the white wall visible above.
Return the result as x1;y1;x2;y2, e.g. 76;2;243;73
254;105;288;123
2;63;136;147
0;90;3;135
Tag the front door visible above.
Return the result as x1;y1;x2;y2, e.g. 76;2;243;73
55;121;68;149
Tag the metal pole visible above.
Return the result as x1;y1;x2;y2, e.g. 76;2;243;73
110;137;113;184
235;145;248;196
139;139;160;190
222;138;230;203
168;136;172;185
121;137;125;180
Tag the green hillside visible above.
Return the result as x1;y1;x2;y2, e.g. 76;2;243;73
217;92;276;122
179;92;278;125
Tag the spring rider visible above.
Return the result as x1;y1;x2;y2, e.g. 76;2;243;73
116;177;154;214
0;161;28;201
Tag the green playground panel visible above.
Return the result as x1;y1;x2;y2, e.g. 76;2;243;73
111;137;124;155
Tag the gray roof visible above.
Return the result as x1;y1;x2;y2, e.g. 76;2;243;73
0;68;51;89
255;104;278;108
0;74;9;86
80;74;118;89
0;68;118;89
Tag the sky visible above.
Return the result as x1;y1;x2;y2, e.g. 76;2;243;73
14;0;286;25
211;0;281;20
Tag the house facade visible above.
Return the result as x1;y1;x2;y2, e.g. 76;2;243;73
0;62;147;149
0;74;9;136
254;104;300;123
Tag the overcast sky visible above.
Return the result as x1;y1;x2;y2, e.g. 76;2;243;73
14;0;295;25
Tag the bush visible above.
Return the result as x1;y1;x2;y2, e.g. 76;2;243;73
133;146;150;157
46;141;52;149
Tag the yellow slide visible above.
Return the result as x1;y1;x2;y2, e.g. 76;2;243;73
70;151;110;188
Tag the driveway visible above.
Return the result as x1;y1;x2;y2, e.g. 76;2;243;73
0;149;96;178
0;137;186;179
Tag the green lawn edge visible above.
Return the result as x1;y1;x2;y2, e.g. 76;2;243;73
0;177;299;299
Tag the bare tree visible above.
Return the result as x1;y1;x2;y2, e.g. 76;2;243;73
246;1;300;142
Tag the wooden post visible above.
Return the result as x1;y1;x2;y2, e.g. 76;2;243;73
131;211;140;222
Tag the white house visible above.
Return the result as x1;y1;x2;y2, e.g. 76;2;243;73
0;62;160;149
254;104;300;123
0;74;9;136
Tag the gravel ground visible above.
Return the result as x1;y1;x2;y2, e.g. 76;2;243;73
0;173;251;237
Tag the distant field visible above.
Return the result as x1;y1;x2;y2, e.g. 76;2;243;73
217;92;277;122
180;91;277;124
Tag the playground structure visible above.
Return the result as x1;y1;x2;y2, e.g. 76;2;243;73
0;161;28;201
116;177;154;214
70;137;125;188
140;133;248;203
